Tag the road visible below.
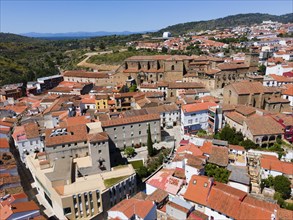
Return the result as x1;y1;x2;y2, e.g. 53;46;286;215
77;49;127;71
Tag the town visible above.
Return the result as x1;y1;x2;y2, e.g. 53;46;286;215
0;18;293;220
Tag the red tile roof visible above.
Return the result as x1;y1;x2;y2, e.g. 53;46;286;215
244;115;284;136
109;198;155;219
225;111;246;125
260;155;293;175
45;125;88;147
184;175;212;206
229;81;272;95
0;138;9;149
283;85;293;96
176;143;203;157
270;74;293;83
101;114;160;127
182;102;217;113
200;141;213;155
207;182;247;219
228;145;245;152
238;195;279;220
208;146;229;167
0;201;39;219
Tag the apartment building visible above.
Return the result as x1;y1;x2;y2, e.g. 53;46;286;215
123;104;180;128
12;122;44;163
101;114;161;149
181;102;218;135
26;154;136;220
44;124;111;171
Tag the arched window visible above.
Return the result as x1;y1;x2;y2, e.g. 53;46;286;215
171;65;175;71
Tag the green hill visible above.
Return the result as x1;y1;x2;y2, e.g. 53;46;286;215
155;13;293;36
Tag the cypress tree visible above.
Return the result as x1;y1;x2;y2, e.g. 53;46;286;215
147;124;154;156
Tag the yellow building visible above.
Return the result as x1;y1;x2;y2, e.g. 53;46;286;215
95;95;109;110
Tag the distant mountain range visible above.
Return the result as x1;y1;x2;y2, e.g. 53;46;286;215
20;31;152;39
18;13;293;39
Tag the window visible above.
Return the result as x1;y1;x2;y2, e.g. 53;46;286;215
98;150;101;154
63;207;72;215
188;119;192;124
139;131;141;135
114;128;116;131
193;180;197;185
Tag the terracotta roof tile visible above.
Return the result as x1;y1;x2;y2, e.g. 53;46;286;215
0;138;9;149
101;114;160;127
260;155;293;175
244;115;284;136
208;146;229;167
217;63;249;70
109;198;155;219
235;105;256;116
87;132;108;143
176;143;203;157
45;125;88;147
168;82;205;89
225;111;246;125
23;123;39;139
200;141;213;155
146;188;168;203
229;82;271;95
184;175;212;206
282;85;293;96
182;102;217;113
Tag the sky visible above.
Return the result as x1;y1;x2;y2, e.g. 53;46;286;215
0;0;292;34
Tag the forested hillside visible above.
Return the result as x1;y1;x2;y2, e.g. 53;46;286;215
155;13;293;36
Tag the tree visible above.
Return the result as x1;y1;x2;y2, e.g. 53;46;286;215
124;147;135;158
89;44;95;51
129;84;137;92
161;46;168;53
274;175;291;200
218;125;235;143
147;124;155;157
258;64;266;75
274;192;285;207
128;46;134;51
99;42;106;50
137;166;148;178
205;163;230;183
260;175;275;191
239;139;256;150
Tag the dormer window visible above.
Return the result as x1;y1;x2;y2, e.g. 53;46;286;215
193;180;197;185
